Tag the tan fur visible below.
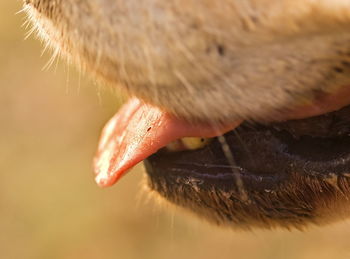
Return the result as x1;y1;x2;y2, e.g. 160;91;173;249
24;0;350;123
23;0;350;229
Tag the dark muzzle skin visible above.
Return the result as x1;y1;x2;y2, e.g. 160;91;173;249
144;106;350;229
23;0;350;229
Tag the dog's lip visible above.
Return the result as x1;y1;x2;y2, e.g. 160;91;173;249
147;119;350;180
144;119;350;228
93;98;240;187
145;128;350;185
93;86;350;187
276;86;350;121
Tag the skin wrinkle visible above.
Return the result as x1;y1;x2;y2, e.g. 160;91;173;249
24;0;350;229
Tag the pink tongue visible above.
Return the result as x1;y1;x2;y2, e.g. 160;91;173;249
94;98;240;187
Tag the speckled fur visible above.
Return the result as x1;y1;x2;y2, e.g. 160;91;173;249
24;0;350;123
23;0;350;229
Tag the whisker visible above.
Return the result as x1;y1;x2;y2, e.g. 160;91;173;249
24;26;36;40
42;47;60;71
232;128;256;168
217;135;249;202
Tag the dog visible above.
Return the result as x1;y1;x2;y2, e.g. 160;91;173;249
24;0;350;229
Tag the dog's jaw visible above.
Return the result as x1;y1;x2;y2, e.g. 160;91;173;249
24;0;350;122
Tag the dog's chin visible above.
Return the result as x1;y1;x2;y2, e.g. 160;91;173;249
144;105;350;230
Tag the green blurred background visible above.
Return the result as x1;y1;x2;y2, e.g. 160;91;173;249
2;1;350;259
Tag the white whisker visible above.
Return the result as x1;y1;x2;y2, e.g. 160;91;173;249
217;135;249;202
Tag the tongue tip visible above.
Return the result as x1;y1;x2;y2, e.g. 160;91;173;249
93;97;242;188
93;151;139;187
94;173;112;188
94;169;120;187
95;174;117;188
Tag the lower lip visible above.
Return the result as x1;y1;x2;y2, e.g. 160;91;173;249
277;85;350;121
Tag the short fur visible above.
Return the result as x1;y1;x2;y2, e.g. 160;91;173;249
146;170;350;230
23;0;350;229
24;0;350;123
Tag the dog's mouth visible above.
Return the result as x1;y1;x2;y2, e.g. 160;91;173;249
146;104;350;187
144;105;350;228
93;97;240;186
94;87;350;228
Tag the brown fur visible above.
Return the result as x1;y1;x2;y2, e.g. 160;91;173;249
145;170;350;230
24;0;350;123
144;119;350;229
23;0;350;229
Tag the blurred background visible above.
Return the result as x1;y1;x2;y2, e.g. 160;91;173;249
2;1;350;259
